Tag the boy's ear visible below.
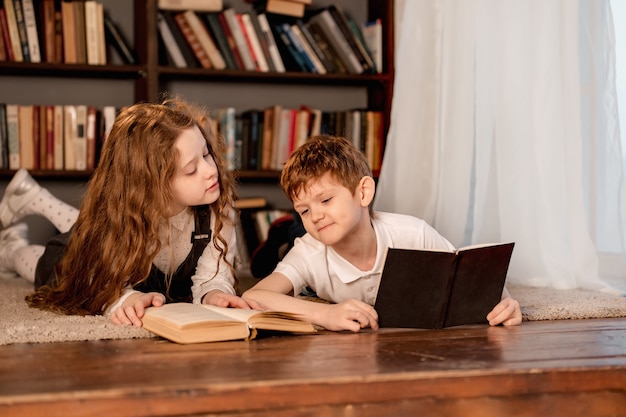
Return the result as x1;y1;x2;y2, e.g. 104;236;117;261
358;176;376;207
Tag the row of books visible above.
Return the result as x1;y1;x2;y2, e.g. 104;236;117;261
157;3;382;74
0;103;117;171
211;106;384;174
0;0;137;65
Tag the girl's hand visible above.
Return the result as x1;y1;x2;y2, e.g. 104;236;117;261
316;299;379;332
487;296;522;326
202;290;265;310
110;292;165;327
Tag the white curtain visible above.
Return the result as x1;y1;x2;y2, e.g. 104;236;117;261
375;0;626;292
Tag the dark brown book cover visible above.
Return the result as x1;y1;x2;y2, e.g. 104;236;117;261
374;242;515;329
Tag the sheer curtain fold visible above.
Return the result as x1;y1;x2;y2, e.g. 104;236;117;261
375;0;624;291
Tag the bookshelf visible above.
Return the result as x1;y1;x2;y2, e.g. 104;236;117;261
0;0;394;244
0;0;394;181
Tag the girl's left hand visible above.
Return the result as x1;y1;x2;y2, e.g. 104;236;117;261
111;292;166;328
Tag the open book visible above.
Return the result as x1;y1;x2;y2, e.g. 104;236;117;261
142;303;316;344
374;242;515;329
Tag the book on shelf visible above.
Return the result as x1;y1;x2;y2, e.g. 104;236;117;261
247;9;276;72
0;104;7;169
308;9;362;74
157;11;186;68
101;105;116;143
239;11;270;72
304;19;344;73
374;242;515;329
74;104;87;170
39;0;57;63
272;22;306;72
5;104;19;170
254;0;306;18
103;12;137;64
53;104;63;170
289;23;325;73
295;19;334;73
3;0;21;61
326;4;374;74
84;0;102;65
141;302;316;344
0;5;12;61
85;105;97;170
182;10;225;69
0;14;6;61
216;11;244;70
60;0;76;63
63;105;77;170
72;0;87;64
234;196;267;210
159;10;197;67
33;104;42;169
173;11;212;69
17;104;34;169
221;8;255;71
157;0;223;12
20;0;40;62
361;18;382;74
255;12;284;72
202;12;238;70
11;0;30;61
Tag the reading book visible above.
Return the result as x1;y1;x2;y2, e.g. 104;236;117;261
142;303;316;344
374;242;515;329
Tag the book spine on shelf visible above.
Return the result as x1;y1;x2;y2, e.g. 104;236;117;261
222;8;255;71
157;11;186;68
53;104;63;170
3;0;21;61
11;0;30;61
85;105;97;170
84;0;100;64
362;19;382;74
183;9;225;70
160;10;197;67
72;0;87;64
173;11;212;69
157;0;223;12
61;0;76;63
202;12;238;70
247;10;275;72
40;0;56;62
239;12;268;72
103;12;137;64
256;12;284;73
327;4;374;74
290;23;325;74
279;22;314;72
308;9;362;74
6;104;19;169
20;0;40;62
0;103;7;169
63;105;76;170
17;104;34;169
305;20;346;73
74;104;87;170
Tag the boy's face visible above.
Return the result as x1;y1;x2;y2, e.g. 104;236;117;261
293;171;370;247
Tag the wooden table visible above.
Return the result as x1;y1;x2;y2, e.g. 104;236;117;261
1;317;625;417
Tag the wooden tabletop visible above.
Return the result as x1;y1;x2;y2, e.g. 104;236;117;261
1;317;625;417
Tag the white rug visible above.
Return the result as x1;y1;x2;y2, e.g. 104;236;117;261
1;277;625;345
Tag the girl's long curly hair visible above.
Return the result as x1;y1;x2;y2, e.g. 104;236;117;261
26;98;237;315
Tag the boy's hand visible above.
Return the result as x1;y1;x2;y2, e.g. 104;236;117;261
487;296;522;326
111;292;165;328
202;290;265;310
317;299;379;332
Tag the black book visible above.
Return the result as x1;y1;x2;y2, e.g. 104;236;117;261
160;11;199;68
374;242;515;329
327;4;375;74
203;12;238;70
103;13;137;64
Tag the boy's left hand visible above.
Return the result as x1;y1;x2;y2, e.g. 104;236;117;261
487;296;522;326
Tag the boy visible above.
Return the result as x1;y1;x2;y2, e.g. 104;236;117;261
243;135;521;332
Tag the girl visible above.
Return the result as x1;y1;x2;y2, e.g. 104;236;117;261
0;98;256;327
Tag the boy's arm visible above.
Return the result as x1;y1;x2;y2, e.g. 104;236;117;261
243;272;378;332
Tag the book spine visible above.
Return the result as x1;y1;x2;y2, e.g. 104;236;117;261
247;10;274;72
103;12;136;65
74;104;87;170
183;9;225;70
61;0;76;63
84;0;99;64
174;11;212;69
273;23;306;72
256;13;284;73
203;12;237;70
6;104;19;169
3;0;21;61
280;23;314;72
157;11;186;68
41;0;56;62
11;0;30;61
72;0;86;64
222;8;255;71
0;103;7;169
0;7;9;61
309;10;362;74
157;0;223;12
327;5;374;74
217;11;244;70
63;105;76;170
85;105;97;169
296;19;334;73
239;12;268;72
290;23;325;74
17;104;33;169
20;0;39;62
161;10;197;68
53;104;63;170
362;19;382;74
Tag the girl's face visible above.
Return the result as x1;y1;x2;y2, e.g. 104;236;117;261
169;126;220;215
